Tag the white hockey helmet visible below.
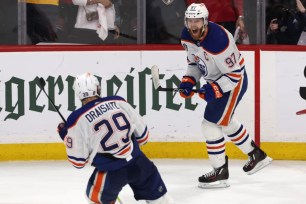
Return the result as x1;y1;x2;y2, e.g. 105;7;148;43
185;3;209;29
73;72;101;100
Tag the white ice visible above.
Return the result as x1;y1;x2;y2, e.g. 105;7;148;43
0;159;306;204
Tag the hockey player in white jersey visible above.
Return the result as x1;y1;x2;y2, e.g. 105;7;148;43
57;73;174;204
179;3;272;188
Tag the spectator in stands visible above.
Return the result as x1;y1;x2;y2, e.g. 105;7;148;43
56;0;78;43
267;0;297;11
26;0;60;44
68;0;120;44
185;0;247;40
0;0;18;44
115;0;137;44
296;0;306;39
266;0;306;44
146;0;187;44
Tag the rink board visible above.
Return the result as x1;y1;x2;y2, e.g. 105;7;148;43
1;142;306;161
1;45;306;161
0;50;255;141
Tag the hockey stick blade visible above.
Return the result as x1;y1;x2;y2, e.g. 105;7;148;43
38;77;67;124
151;65;161;89
150;65;198;93
38;77;46;89
151;65;180;91
296;109;306;115
117;197;124;204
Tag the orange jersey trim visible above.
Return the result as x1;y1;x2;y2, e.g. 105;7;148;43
219;78;243;126
91;172;105;203
138;133;149;144
118;145;131;156
239;57;245;66
68;159;88;167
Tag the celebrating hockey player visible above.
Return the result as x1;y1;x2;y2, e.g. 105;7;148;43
179;3;272;188
57;73;174;203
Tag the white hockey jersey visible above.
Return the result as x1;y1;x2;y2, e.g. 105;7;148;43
181;21;245;93
63;96;149;171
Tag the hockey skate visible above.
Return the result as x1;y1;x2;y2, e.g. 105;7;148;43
198;156;230;189
243;141;273;175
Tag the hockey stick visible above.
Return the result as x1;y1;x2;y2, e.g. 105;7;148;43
116;197;124;204
37;77;67;124
109;29;137;40
151;65;199;93
296;109;306;115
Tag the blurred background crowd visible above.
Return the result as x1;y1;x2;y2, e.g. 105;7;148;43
0;0;305;45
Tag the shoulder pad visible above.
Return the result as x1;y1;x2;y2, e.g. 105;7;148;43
201;22;230;54
100;95;126;102
66;96;126;126
181;27;195;43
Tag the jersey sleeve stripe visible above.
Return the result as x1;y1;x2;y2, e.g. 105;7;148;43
68;158;88;168
234;67;244;72
114;142;130;155
137;133;149;145
136;126;148;139
118;145;131;156
227;73;241;78
216;66;245;92
226;67;243;78
136;126;149;145
239;57;245;66
68;155;87;161
67;155;88;168
224;74;241;83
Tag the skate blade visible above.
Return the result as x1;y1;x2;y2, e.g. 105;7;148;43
198;180;230;189
247;156;273;175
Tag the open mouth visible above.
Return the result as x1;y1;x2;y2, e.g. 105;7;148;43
190;28;201;39
191;29;199;35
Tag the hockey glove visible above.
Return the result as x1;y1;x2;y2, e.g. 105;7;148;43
179;76;196;98
57;122;68;141
198;82;223;102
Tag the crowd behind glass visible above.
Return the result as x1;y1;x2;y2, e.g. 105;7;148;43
0;0;305;45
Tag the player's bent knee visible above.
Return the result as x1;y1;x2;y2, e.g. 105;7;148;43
201;119;223;141
146;194;174;204
221;116;241;135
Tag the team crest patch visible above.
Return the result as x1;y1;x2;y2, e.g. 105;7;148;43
162;0;174;5
182;43;188;51
194;55;208;76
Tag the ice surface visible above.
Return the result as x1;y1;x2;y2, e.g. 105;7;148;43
0;159;305;204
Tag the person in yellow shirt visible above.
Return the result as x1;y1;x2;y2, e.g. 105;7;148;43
26;0;59;44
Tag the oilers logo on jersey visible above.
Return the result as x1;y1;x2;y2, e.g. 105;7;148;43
182;43;188;51
193;54;208;77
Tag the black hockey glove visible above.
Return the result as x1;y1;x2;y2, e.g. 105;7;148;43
57;122;67;141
